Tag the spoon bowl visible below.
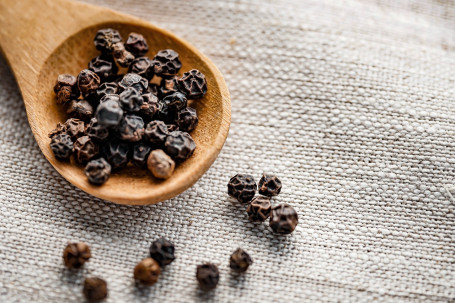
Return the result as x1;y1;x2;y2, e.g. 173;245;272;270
0;0;230;205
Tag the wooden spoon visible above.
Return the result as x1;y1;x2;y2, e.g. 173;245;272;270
0;0;231;205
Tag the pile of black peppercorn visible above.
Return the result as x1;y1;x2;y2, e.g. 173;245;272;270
228;173;299;234
50;28;207;185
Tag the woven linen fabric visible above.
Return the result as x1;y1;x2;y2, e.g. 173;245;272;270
1;0;455;302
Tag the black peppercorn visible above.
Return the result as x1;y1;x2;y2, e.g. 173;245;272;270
163;92;187;112
128;57;154;80
94;28;122;55
88;55;118;80
54;74;79;104
134;258;161;286
258;173;282;196
119;87;143;112
83;277;108;302
149;238;176;266
269;203;298;234
147;149;175;179
86;118;109;142
96;99;124;127
63;242;91;269
227;174;257;203
147;83;159;96
132;143;152;168
74;136;99;164
125;32;149;57
48;122;65;138
153;49;182;78
176;107;198;132
103;139;130;170
112;42;135;68
178;69;207;99
229;248;253;273
96;82;118;99
85;158;111;185
196;263;219;291
246;196;271;222
154;98;174;123
139;92;159;121
166;124;179;133
164;131;196;162
159;76;179;98
99;93;120;104
63;118;86;140
66;99;94;121
116;114;144;142
118;73;148;94
50;133;73;161
144;120;169;145
77;69;101;98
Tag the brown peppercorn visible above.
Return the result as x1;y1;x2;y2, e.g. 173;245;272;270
153;49;182;78
144;120;169;145
88;55;118;80
93;28;122;55
128;57;154;80
147;149;175;179
54;74;79;104
196;263;219;291
62;242;91;269
48;122;65;138
258;173;282;196
73;136;99;164
159;76;179;97
83;277;108;302
229;248;253;273
63;118;86;140
125;32;149;57
269;203;298;234
118;73;148;94
134;258;161;286
77;69;101;98
178;69;207;99
85;158;111;185
164;131;196;162
96;82;118;100
67;99;94;121
54;74;78;93
176;107;198;132
227;174;257;203
149;238;176;267
112;42;135;68
139;92;159;121
56;86;73;104
86;118;109;142
246;196;271;222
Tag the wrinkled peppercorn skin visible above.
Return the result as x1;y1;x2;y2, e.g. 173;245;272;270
128;57;154;80
54;74;79;103
63;118;86;140
134;258;161;286
246;196;271;222
88;55;118;80
149;238;176;266
86;118;109;142
147;149;175;179
54;74;78;93
103;140;130;170
83;277;108;301
176;107;198;132
164;131;196;162
112;42;135;68
144;120;169;145
116;115;144;142
227;174;257;203
118;73;148;93
125;32;149;57
153;49;182;78
63;242;91;269
196;263;219;291
119;87;143;112
139;93;159;121
159;76;180;98
56;86;74;104
178;69;207;99
258;173;282;196
78;69;101;97
269;203;298;234
67;100;94;121
229;248;253;273
96;99;124;127
50;133;73;161
94;28;122;54
132;143;152;168
96;82;118;99
85;158;111;185
74;136;99;164
164;92;187;112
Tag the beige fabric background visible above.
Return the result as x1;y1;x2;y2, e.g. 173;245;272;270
1;0;455;302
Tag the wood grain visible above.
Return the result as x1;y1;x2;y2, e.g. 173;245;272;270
0;0;231;205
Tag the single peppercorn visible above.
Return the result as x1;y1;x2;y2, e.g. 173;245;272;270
147;149;175;179
229;248;253;273
56;86;73;104
134;258;161;286
149;238;176;266
144;120;169;145
125;32;149;57
227;174;257;203
128;57;154;80
62;242;91;269
112;42;135;68
103;139;130;170
50;133;73;161
196;263;219;291
94;28;122;54
139;92;159;121
153;49;182;78
86;118;109;142
258;173;282;196
119;87;143;112
178;69;207;99
96;99;124;127
118;73;148;93
154;98;174;123
116;114;144;142
48;122;65;138
246;196;271;222
67;99;94;121
159;76;179;97
77;69;101;98
83;277;108;302
176;107;198;132
269;203;298;234
96;82;118;100
85;158;111;185
88;55;118;80
163;92;187;112
74;136;99;164
164;131;196;162
132;143;152;168
63;118;86;140
54;74;78;93
54;74;79;104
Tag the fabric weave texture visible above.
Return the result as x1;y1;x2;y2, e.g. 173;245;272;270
1;0;454;302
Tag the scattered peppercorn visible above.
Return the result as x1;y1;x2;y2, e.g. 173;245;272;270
85;158;111;185
269;203;298;234
118;73;148;93
258;173;282;196
246;196;271;222
139;92;159;121
67;99;94;121
229;248;253;273
125;32;149;57
153;49;182;78
178;69;207;99
164;131;196;162
144;120;169;145
77;69;101;98
227;174;257;203
119;87;143;112
83;277;108;302
96;98;124;127
103;139;130;170
88;55;118;80
164;92;187;112
112;41;135;67
196;263;219;291
147;149;175;179
94;28;122;55
176;107;198;132
129;57;154;80
62;242;91;269
74;136;99;164
86;118;109;142
132;143;152;168
63;118;86;140
154;98;174;123
116;114;144;142
134;258;161;286
50;133;73;160
149;238;176;266
54;74;79;104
